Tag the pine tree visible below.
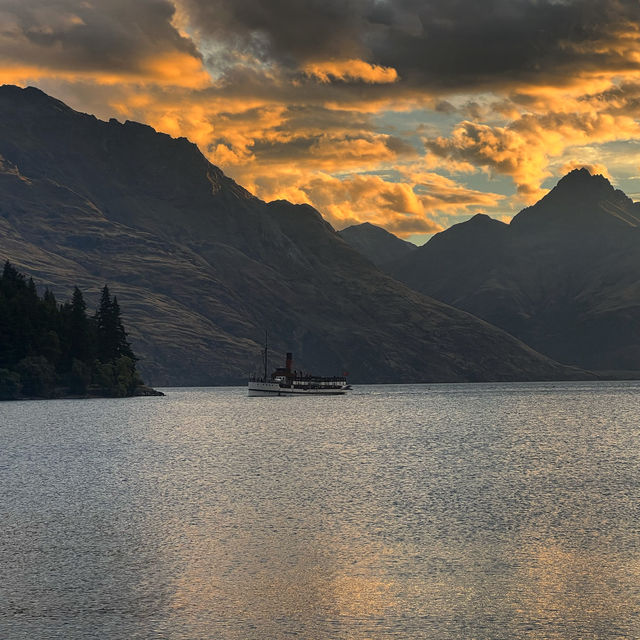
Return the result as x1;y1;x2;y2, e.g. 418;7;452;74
95;285;115;362
68;286;91;362
0;261;31;366
111;296;135;360
95;285;135;363
42;288;57;312
1;261;25;298
0;266;146;399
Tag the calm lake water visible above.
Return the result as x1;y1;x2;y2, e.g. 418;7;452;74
2;382;640;639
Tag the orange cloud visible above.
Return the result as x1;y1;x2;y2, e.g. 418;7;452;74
559;161;611;181
137;52;211;88
401;169;505;210
303;59;399;84
0;50;211;89
243;167;505;236
298;173;440;234
228;133;415;174
426;111;640;202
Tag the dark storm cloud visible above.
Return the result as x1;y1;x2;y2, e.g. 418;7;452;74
178;0;371;63
180;0;640;90
0;0;200;74
6;0;638;94
371;0;640;89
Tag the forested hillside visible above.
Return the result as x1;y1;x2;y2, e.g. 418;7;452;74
0;261;158;399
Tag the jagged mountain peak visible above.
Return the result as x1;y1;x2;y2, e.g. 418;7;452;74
511;168;640;231
387;165;640;375
557;166;609;186
468;213;492;222
338;221;417;267
343;221;398;234
549;168;619;202
0;84;264;245
339;220;417;243
0;85;227;185
350;221;377;229
0;84;69;107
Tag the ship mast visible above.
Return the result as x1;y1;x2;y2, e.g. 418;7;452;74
263;329;268;380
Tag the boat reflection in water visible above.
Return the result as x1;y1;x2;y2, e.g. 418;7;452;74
248;351;351;396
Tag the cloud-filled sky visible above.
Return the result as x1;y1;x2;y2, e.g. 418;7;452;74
3;0;640;241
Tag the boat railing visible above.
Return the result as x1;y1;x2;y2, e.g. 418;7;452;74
249;374;347;386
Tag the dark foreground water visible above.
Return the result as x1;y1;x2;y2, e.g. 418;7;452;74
1;382;640;639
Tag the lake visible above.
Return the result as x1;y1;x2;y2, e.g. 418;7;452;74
1;382;640;639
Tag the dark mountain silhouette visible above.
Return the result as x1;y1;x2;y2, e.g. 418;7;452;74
389;168;640;374
338;222;417;267
0;85;585;384
511;168;640;232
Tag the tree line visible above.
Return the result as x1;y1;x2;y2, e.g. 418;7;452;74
0;261;145;399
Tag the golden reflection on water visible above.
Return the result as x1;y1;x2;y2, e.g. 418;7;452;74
329;574;394;619
6;385;640;639
509;541;640;639
165;522;640;639
156;476;640;635
126;385;640;638
162;514;399;637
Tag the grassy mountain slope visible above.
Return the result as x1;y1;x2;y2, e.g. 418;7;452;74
0;85;585;384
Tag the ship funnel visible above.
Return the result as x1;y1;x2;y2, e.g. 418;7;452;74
285;352;293;372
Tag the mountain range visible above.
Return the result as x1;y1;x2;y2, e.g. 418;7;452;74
0;85;584;385
363;168;640;374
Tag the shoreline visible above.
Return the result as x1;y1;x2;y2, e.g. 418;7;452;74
1;385;164;402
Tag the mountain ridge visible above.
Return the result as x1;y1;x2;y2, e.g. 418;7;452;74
0;85;588;384
511;168;640;232
388;168;640;373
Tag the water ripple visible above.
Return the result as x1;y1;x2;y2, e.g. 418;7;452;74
1;382;640;638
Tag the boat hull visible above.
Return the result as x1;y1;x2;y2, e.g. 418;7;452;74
247;381;349;396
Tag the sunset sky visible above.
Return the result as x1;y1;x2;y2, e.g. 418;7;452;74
3;0;640;242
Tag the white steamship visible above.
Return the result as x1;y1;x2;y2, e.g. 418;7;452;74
248;350;351;397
